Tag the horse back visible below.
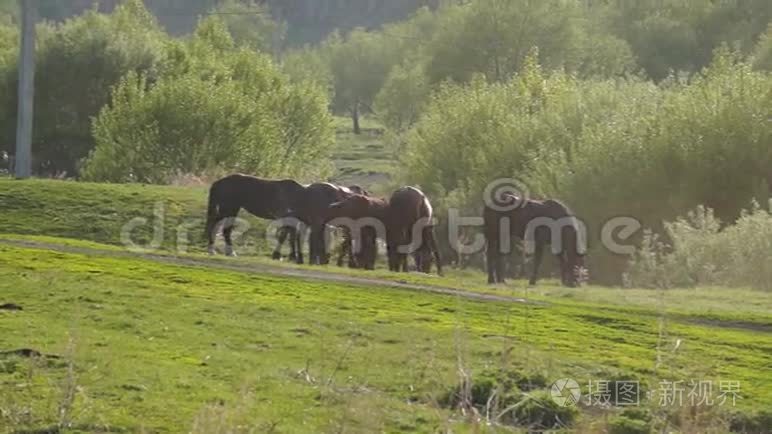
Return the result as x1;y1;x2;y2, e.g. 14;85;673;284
389;187;430;226
210;174;304;219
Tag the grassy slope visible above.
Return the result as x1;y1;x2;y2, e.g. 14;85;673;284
2;178;771;326
1;245;770;432
1;178;771;431
330;116;396;193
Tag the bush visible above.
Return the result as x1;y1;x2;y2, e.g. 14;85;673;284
0;0;166;175
82;17;334;184
626;202;772;290
608;415;651;434
729;409;772;434
506;389;577;430
401;50;772;284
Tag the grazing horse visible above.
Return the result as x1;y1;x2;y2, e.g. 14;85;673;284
326;187;442;275
205;174;305;256
276;183;368;266
484;195;585;287
334;185;374;269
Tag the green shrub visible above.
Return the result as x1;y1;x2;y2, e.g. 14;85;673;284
506;389;577;430
0;0;166;175
627;202;772;290
82;17;334;184
608;415;651;434
401;50;772;284
729;409;772;434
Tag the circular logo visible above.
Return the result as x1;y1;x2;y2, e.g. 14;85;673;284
483;178;529;212
550;378;581;407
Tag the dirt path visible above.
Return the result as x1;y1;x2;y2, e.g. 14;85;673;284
0;238;535;305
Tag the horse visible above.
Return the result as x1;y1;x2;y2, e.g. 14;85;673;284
484;194;585;287
388;187;442;275
205;174;305;257
326;187;442;275
333;185;375;269
275;183;369;266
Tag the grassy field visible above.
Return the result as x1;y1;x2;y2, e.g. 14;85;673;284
1;178;771;433
330;117;396;193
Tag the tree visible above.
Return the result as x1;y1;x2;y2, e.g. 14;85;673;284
424;0;585;83
326;29;394;133
216;0;286;55
753;24;772;71
374;63;429;132
82;16;334;184
0;0;166;175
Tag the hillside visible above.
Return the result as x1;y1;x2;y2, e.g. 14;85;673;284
1;178;771;431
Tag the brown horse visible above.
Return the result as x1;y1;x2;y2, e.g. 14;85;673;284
484;195;585;287
326;187;442;275
276;183;369;266
205;174;305;256
333;185;375;269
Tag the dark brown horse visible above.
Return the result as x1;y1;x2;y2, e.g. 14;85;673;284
388;187;442;274
205;174;305;256
277;183;368;266
333;185;375;269
326;187;442;275
484;195;585;287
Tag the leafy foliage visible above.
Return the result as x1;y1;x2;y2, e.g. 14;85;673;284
626;203;772;290
400;51;772;284
0;0;166;175
82;16;333;183
215;0;286;53
0;2;332;181
324;28;396;132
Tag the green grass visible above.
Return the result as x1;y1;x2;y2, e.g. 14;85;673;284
0;178;273;254
1;177;771;327
330;116;395;192
1;178;771;432
1;244;771;432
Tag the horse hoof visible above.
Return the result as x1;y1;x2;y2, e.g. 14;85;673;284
207;246;216;255
271;252;281;260
224;246;237;257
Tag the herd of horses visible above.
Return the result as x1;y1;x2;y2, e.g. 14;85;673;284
204;174;586;287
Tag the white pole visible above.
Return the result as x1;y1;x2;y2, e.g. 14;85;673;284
14;0;36;179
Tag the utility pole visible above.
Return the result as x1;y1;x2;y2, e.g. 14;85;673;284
15;0;36;179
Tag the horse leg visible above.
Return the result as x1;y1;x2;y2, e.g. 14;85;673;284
362;228;376;270
309;225;326;266
321;226;333;265
404;228;413;272
291;223;305;264
558;253;569;286
337;229;348;267
206;215;219;255
222;222;237;257
486;233;499;284
287;225;299;262
273;227;288;260
346;228;359;268
529;242;544;286
425;226;442;276
206;214;218;255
